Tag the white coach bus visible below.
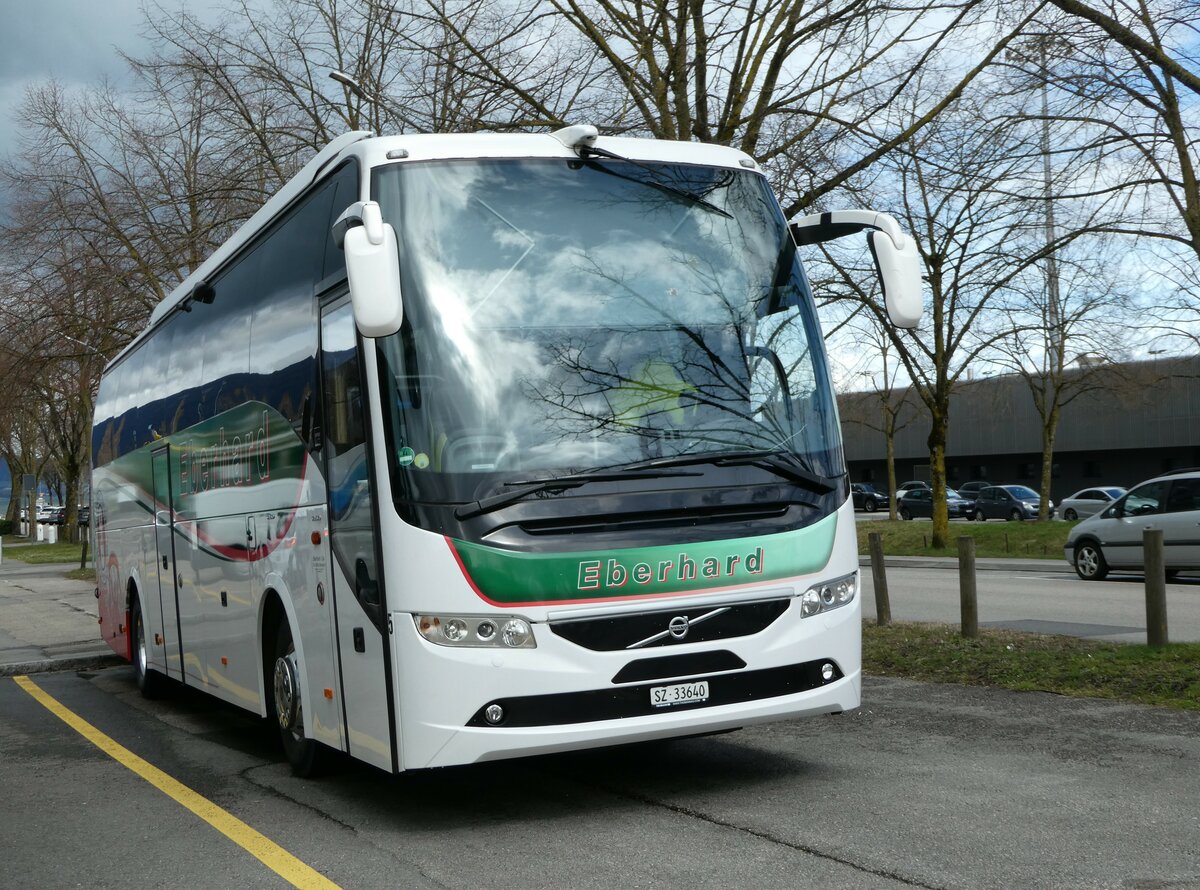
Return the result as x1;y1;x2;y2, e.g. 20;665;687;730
91;126;921;775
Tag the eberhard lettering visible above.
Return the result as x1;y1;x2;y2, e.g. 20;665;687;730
577;547;764;591
178;409;271;496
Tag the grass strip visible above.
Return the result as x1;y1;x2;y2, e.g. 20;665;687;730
2;538;92;565
864;622;1200;711
858;519;1071;560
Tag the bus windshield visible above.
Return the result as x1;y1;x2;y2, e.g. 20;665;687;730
372;158;843;507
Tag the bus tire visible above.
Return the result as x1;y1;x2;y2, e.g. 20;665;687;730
271;615;326;777
131;592;166;699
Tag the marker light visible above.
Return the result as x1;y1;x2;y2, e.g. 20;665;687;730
799;573;857;618
416;614;536;648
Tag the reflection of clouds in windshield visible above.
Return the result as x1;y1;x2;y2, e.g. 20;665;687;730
375;159;844;490
414;254;544;422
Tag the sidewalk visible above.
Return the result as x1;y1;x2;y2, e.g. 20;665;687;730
0;555;123;676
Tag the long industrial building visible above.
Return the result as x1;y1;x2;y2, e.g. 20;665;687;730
839;356;1200;500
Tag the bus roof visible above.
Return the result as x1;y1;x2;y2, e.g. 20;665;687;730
119;128;759;369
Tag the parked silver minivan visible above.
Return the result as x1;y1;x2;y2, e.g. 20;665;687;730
1064;470;1200;580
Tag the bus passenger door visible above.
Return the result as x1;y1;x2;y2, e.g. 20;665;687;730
319;298;396;771
150;446;183;680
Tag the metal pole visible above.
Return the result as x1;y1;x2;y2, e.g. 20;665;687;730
868;532;891;626
1144;529;1168;646
958;536;978;638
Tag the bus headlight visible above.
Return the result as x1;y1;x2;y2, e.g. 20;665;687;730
416;614;536;648
799;573;857;618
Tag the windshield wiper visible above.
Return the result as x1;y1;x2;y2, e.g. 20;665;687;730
578;144;734;220
615;450;837;495
454;468;702;521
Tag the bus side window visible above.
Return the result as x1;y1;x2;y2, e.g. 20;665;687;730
321;161;360;283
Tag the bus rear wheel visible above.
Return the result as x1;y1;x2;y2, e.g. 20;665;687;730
131;592;166;699
271;615;326;777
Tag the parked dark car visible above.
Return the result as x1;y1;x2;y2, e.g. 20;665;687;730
972;485;1055;521
41;506;66;525
957;480;992;498
892;481;930;505
77;506;90;527
898;487;973;520
851;483;889;513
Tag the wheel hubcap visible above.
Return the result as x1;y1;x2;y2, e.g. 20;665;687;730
1079;550;1097;575
273;653;302;732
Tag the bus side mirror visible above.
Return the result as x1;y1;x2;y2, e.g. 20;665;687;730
867;230;922;329
790;210;924;329
336;201;404;338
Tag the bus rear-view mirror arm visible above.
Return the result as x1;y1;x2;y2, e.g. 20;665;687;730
789;210;924;329
335;201;405;338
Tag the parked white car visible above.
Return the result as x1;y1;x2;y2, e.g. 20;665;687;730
1059;486;1127;521
1064;471;1200;580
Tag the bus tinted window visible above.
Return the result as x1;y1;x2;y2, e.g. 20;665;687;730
201;244;257;418
249;179;332;437
141;313;186;440
321;162;359;282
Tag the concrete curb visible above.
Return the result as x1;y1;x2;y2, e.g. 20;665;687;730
0;653;126;678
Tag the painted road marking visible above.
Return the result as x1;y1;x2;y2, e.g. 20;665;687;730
13;675;340;890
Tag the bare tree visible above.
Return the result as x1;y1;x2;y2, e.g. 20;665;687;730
1044;0;1200;98
1010;3;1200;267
837;319;920;518
409;0;1052;214
819;72;1085;548
987;242;1141;516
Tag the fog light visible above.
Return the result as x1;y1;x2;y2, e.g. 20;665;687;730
821;662;835;682
484;704;505;725
820;586;834;605
476;620;496;642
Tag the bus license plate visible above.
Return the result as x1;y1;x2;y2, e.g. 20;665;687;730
650;681;709;708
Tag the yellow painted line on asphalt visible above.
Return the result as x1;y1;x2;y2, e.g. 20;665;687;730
12;675;341;890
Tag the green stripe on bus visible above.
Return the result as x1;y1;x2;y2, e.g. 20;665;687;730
451;514;837;604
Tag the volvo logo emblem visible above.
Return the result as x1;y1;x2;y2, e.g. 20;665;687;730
625;606;731;649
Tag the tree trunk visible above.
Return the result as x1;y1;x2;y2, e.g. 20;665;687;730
928;416;950;549
886;425;899;521
1038;403;1061;521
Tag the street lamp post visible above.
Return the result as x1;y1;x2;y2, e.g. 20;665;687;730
329;70;424;133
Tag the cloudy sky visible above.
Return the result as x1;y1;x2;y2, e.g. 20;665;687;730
0;1;224;160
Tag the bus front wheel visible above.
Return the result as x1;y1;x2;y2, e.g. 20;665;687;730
131;592;166;699
271;616;326;777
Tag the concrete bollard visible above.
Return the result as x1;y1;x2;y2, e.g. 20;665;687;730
36;523;44;542
46;524;58;545
868;532;891;626
958;536;978;639
1144;529;1168;646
